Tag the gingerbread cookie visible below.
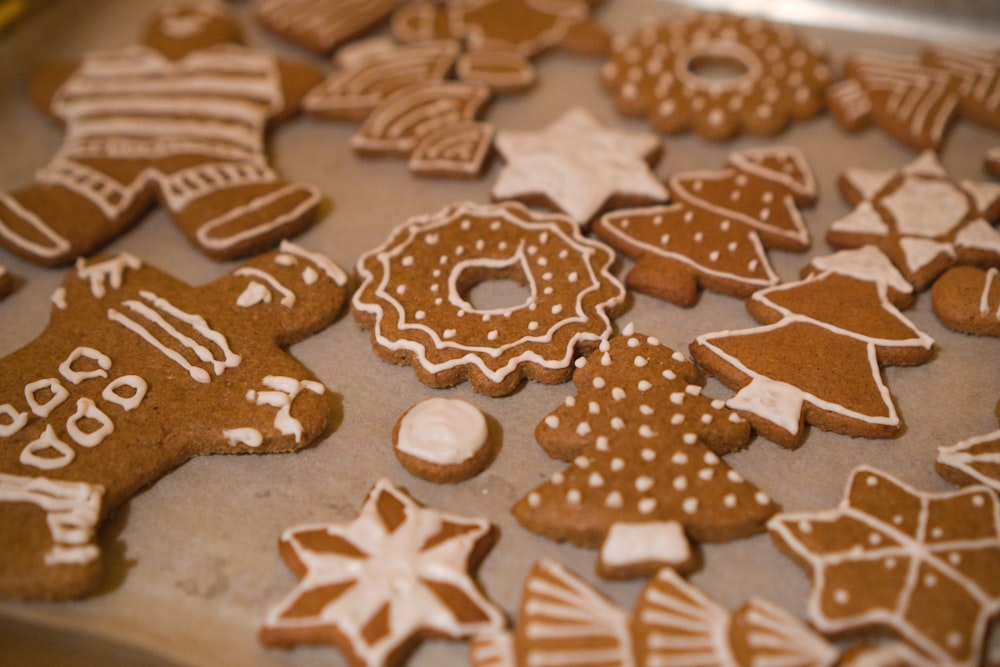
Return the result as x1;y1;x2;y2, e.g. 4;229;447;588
937;426;1000;493
514;325;776;559
803;245;916;309
600;11;831;140
351;201;626;397
827;52;961;152
260;478;504;666
0;264;11;301
491;107;668;227
0;242;349;599
0;1;325;266
302;40;461;122
408;120;496;179
768;465;1000;667
692;268;934;449
392;397;495;483
827;151;1000;291
254;0;396;55
931;265;1000;337
597;519;694;579
471;560;838;667
923;45;1000;133
987;147;1000;178
392;0;609;61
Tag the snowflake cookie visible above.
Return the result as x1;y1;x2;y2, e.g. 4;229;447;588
260;478;504;666
768;465;1000;667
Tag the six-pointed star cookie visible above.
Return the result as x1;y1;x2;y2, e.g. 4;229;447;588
491;107;668;226
260;478;504;666
769;466;1000;667
827;151;1000;290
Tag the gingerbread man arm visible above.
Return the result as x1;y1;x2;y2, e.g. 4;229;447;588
28;59;80;124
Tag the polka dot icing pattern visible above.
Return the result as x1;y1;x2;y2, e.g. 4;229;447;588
352;201;625;396
600;11;831;140
768;465;1000;667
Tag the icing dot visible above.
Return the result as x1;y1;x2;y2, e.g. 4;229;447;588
834;589;849;605
868;532;882;546
670;392;685;405
724;494;737;508
949;552;962;566
589;472;605;488
704;452;720;465
636;476;654;492
576;422;591;436
641;448;656;462
947;632;962;649
596;436;610;451
639;404;654;415
924;573;937;588
754;492;770;505
727;469;743;483
638;498;657;514
527;492;541;508
574;456;590;469
885;558;897;570
605;491;624;508
638;424;656;438
627;337;640;348
683;433;697;445
638;380;652;392
593;377;606;389
544;415;559;428
611;458;625;472
565;396;576;407
670;414;684;425
634;356;648;368
698;468;714;481
931;526;944;539
589;401;601;415
700;414;713;424
798;520;812;534
612;387;627;400
612;418;626;431
866;475;879;487
673;476;687;491
551;472;564;485
567;489;582;505
972;494;985;507
673;452;689;466
682;498;698;514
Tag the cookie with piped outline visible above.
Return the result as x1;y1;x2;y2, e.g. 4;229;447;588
254;0;396;55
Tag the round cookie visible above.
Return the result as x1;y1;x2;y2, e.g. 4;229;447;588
600;11;831;140
352;200;626;396
393;397;494;483
931;265;1000;337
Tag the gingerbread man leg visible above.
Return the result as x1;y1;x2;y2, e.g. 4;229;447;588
0;181;149;266
156;160;321;260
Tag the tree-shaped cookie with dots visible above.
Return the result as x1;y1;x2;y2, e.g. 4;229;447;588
512;325;777;576
690;250;935;449
594;147;816;308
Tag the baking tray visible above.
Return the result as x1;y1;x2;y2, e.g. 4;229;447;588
0;1;998;665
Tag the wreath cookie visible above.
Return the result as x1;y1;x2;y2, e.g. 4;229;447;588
600;11;831;140
352;201;626;396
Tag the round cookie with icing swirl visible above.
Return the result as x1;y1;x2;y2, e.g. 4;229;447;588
600;11;831;141
352;201;626;396
393;397;495;483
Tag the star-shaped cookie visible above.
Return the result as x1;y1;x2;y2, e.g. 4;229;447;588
768;466;1000;667
491;107;668;226
827;151;1000;290
260;478;504;666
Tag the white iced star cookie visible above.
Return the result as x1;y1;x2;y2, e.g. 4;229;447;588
491;107;668;226
260;478;504;666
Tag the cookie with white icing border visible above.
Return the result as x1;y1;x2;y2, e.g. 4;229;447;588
254;0;396;55
937;428;1000;494
600;11;831;141
392;397;496;483
827;151;1000;291
0;1;325;266
514;326;776;556
0;242;349;599
691;267;934;448
931;265;1000;337
351;200;626;397
768;465;1000;667
260;478;504;666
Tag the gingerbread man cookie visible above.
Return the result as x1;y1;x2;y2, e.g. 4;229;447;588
768;465;1000;667
352;201;626;397
260;478;504;666
827;151;1000;291
0;1;324;266
514;326;776;565
0;242;348;599
600;11;831;140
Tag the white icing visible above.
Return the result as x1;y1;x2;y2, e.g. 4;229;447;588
235;267;294;307
739;598;838;667
492;107;667;225
275;242;346;286
352;202;624;386
937;428;1000;493
899;237;954;274
20;425;75;470
829;201;890;237
24;378;69;418
980;268;999;318
102;375;147;411
600;520;691;569
395;397;488;466
808;246;912;296
262;479;504;666
246;375;325;443
50;287;68;310
66;398;114;448
236;281;272;307
843;168;896;200
954;218;1000;255
0;473;103;566
767;465;1000;666
0;403;28;437
196;183;321;252
108;290;240;383
76;254;142;299
882;177;968;238
959;179;1000;215
223;427;263;448
0;191;71;259
59;347;111;385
